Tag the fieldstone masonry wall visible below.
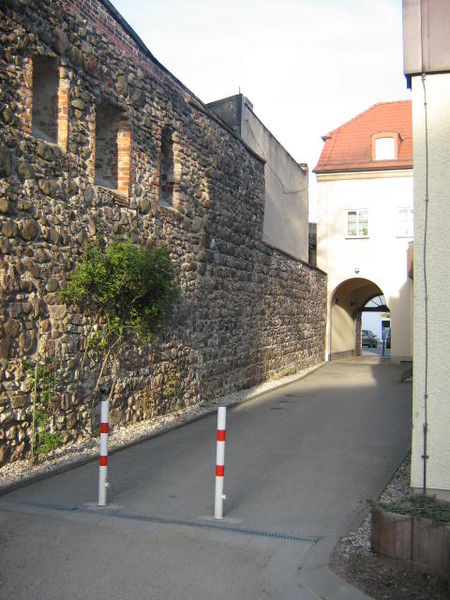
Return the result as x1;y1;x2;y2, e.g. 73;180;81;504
0;0;327;465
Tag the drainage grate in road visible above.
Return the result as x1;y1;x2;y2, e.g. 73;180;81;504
104;510;320;544
0;499;77;512
0;499;319;545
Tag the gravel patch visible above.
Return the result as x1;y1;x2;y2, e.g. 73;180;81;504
331;457;450;600
0;363;322;493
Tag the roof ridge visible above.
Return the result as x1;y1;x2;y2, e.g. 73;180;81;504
314;100;412;174
322;100;412;140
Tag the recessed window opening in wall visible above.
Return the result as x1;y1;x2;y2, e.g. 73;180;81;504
94;102;130;197
159;126;175;206
32;56;59;143
375;137;395;160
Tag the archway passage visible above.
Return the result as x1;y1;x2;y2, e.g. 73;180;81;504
329;278;389;360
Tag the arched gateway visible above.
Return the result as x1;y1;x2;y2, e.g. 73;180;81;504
329;278;389;360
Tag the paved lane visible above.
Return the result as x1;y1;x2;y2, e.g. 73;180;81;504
0;356;411;599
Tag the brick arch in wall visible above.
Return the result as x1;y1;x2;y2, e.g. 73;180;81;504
329;277;386;360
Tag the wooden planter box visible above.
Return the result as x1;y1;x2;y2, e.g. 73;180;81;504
371;507;450;580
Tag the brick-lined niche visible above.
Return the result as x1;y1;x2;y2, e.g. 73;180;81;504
32;56;59;143
21;56;69;151
94;101;131;197
159;126;176;206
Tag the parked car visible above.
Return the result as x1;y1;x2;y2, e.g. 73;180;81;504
362;329;378;348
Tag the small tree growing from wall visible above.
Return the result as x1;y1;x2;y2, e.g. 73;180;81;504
60;238;179;430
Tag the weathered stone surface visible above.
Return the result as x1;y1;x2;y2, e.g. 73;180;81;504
2;107;14;125
4;318;20;338
84;55;101;78
11;393;27;409
17;161;34;179
38;178;59;197
18;331;33;352
0;144;13;177
2;220;16;237
36;142;53;161
68;45;82;66
72;98;85;111
139;197;150;214
9;441;25;462
51;27;69;54
46;278;59;292
19;219;39;240
5;425;16;440
0;444;8;466
131;89;145;107
115;76;128;95
0;339;10;360
0;198;10;214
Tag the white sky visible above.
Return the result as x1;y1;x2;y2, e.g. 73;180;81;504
110;0;410;209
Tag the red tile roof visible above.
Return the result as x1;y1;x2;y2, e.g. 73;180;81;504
313;101;412;174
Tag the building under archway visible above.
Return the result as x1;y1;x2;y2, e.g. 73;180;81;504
330;278;388;359
327;276;412;361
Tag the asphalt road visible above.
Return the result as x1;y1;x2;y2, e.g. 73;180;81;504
0;356;411;599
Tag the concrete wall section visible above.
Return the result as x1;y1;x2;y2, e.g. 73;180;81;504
241;106;309;262
403;0;450;77
208;95;309;262
411;73;450;498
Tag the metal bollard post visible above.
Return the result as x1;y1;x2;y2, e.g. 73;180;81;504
98;400;109;506
214;406;227;519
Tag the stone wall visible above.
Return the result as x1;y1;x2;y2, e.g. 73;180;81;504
0;0;327;465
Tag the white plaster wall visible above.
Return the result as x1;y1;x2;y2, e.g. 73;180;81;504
331;302;356;355
241;106;309;262
317;171;413;360
411;73;450;498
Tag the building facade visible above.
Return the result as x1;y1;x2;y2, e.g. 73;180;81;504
403;0;450;500
314;102;413;362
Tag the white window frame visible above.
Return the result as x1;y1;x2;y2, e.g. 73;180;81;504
397;207;414;237
346;208;369;238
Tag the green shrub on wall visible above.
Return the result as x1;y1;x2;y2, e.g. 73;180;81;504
60;239;179;429
60;239;179;341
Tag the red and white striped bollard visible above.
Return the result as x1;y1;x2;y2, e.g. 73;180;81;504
98;400;109;506
214;406;227;519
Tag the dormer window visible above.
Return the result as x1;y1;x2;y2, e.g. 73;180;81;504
372;133;399;161
375;137;395;160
